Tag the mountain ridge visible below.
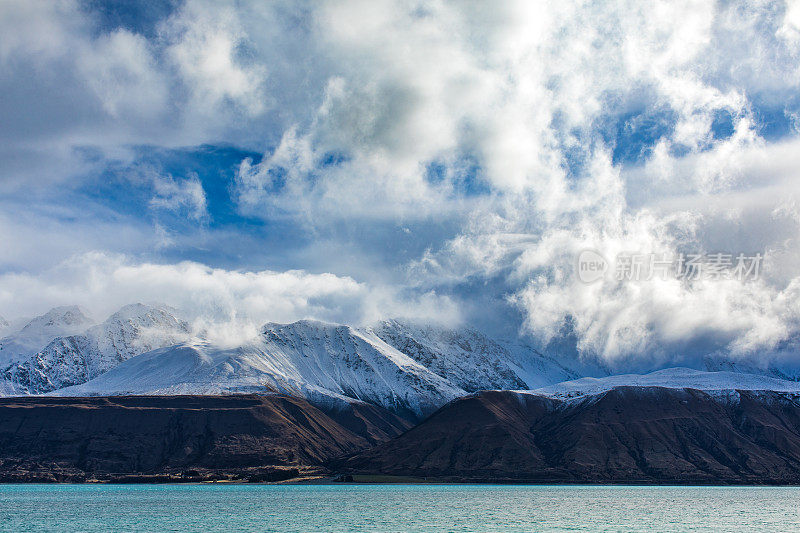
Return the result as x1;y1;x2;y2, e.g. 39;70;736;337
0;306;95;368
337;387;800;483
0;394;405;482
2;304;191;395
3;304;800;424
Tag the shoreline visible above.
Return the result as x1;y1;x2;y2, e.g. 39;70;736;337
4;474;800;487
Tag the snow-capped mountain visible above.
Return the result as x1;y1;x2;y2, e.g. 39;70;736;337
54;320;466;419
45;318;608;418
5;303;800;423
257;320;465;416
45;318;610;418
702;354;800;382
2;304;191;394
0;306;95;367
0;315;9;334
525;367;800;400
372;319;611;389
371;319;528;391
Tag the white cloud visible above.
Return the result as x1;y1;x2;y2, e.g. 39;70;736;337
264;0;800;366
77;29;169;121
164;0;267;117
779;0;800;44
4;0;800;369
0;252;460;345
149;173;209;221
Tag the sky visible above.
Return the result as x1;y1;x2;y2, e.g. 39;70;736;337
2;0;800;370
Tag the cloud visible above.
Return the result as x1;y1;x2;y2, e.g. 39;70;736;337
0;252;460;345
164;0;268;117
237;0;800;366
77;28;169;121
0;0;293;192
149;173;209;221
3;0;800;370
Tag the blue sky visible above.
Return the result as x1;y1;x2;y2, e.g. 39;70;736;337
2;0;800;370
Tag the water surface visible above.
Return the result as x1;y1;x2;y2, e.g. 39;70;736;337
1;484;798;532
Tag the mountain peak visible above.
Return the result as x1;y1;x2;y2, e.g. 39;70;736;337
20;306;93;333
1;302;193;395
0;306;96;369
104;303;184;325
261;319;353;337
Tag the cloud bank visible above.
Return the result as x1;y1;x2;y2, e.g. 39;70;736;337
0;252;458;346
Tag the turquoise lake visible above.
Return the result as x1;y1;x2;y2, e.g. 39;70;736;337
1;484;798;532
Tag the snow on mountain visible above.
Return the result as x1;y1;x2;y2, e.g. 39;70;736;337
0;306;95;367
371;319;527;391
0;315;9;333
702;354;800;382
8;306;800;419
49;318;605;417
495;337;609;388
54;320;466;419
373;319;612;391
524;367;800;400
2;304;191;394
258;320;466;416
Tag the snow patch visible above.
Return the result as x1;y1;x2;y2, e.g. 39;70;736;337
521;368;800;400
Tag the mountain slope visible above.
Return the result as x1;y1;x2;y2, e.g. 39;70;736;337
0;306;94;367
0;394;374;481
496;337;609;388
338;386;800;483
372;320;528;391
372;319;610;391
53;321;466;419
2;304;191;394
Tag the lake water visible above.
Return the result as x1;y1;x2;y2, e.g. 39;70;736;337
1;484;798;532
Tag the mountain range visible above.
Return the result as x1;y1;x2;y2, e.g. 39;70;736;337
2;303;800;418
1;304;191;395
0;304;608;418
5;303;800;482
